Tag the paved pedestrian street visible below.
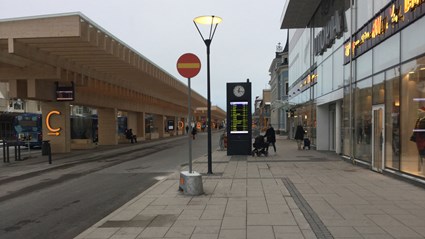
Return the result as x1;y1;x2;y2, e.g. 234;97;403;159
76;136;425;239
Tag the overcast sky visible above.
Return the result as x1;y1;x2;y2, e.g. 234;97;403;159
0;0;287;110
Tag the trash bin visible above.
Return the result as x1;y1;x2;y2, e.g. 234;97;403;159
42;140;51;156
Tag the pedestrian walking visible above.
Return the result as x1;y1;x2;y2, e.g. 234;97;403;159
294;125;305;150
191;127;197;140
264;124;276;153
219;132;226;150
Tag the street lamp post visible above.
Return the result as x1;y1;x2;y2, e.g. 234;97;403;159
193;15;222;174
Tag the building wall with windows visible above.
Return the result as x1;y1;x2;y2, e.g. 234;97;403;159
282;0;425;181
269;42;289;134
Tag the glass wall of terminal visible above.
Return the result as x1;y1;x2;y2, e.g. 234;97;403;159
70;105;97;142
70;106;130;143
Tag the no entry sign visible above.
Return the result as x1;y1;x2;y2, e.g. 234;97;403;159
177;53;201;78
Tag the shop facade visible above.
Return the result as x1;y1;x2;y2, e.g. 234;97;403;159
281;0;425;181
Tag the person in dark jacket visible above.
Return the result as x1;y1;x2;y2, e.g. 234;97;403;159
264;124;276;153
294;125;305;150
125;128;137;143
191;127;197;140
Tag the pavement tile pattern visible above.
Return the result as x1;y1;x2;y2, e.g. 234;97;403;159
4;134;425;239
74;136;425;239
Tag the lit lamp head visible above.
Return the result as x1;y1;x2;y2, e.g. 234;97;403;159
193;15;222;44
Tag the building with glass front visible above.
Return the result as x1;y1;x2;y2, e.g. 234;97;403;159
281;0;425;182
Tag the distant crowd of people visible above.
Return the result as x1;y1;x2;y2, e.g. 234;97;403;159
124;123;309;151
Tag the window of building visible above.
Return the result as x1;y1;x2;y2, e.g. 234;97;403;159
343;8;352;41
354;77;372;162
400;55;425;176
342;84;352;156
316;64;323;97
373;33;400;74
322;57;333;95
401;16;425;62
13;101;24;110
356;51;372;81
145;114;158;134
372;72;385;105
373;0;391;15
285;82;289;95
342;62;353;157
356;0;373;31
70;105;97;141
333;46;344;90
385;66;400;170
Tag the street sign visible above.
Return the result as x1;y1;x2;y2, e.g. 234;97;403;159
177;53;201;78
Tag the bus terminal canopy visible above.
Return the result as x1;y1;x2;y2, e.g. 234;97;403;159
0;13;207;116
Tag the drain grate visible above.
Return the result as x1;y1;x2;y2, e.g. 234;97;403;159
281;178;334;239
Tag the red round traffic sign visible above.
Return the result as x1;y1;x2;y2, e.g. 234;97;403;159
177;53;201;78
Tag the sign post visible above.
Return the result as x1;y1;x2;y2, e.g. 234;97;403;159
177;53;203;195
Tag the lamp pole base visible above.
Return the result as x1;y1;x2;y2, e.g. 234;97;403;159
178;171;204;196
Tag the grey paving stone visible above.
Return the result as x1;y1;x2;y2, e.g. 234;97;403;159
380;225;422;238
164;225;195;238
273;225;306;239
139;208;183;215
137;226;169;238
109;234;139;239
412;226;425;237
194;225;221;234
172;219;222;227
360;235;396;239
100;220;151;228
84;228;120;239
327;227;361;238
247;212;297;226
148;214;178;227
301;229;317;239
247;226;274;239
177;209;203;220
218;229;246;239
151;197;191;206
221;216;246;229
113;227;144;236
207;198;228;205
191;234;219;239
353;226;387;234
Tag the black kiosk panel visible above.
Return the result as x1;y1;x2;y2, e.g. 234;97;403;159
226;82;252;155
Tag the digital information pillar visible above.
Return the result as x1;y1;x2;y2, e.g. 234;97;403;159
226;82;252;155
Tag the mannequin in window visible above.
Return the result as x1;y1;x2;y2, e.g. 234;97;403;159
411;107;425;171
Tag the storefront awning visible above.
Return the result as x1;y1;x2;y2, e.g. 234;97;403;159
280;0;321;29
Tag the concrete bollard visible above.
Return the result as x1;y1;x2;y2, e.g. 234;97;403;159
179;171;203;196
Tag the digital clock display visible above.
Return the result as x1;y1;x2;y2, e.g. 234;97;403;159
230;101;249;134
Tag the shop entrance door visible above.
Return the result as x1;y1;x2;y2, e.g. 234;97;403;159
372;105;385;172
